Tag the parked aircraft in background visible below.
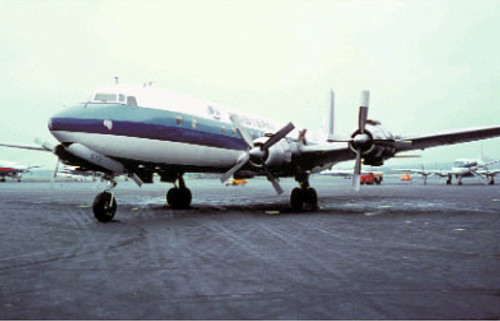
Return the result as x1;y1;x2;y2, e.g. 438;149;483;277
321;169;383;184
393;159;500;185
392;165;439;185
57;165;100;182
0;160;41;182
2;83;500;222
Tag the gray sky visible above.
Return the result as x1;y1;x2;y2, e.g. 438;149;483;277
1;0;499;168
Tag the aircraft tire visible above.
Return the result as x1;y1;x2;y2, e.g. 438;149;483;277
305;188;318;210
167;188;192;209
93;191;117;222
290;187;304;211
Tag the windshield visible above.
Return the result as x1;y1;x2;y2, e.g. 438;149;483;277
94;93;117;102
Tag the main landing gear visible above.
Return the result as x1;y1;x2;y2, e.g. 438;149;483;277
93;180;118;222
290;173;318;211
166;175;192;209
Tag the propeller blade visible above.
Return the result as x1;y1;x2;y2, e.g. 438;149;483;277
219;152;250;183
261;165;284;195
34;137;56;151
358;90;370;133
50;159;59;189
229;114;254;148
358;106;368;134
262;122;295;150
353;150;362;191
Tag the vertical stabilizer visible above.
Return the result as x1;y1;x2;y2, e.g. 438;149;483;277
327;89;335;141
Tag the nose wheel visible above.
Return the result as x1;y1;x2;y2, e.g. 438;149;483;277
93;190;117;222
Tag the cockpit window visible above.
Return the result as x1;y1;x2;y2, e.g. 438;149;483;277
94;93;117;102
127;96;137;107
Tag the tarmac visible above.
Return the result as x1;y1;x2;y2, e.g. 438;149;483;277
0;175;499;319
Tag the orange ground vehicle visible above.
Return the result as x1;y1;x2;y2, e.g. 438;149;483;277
225;178;248;186
400;173;412;182
360;172;383;185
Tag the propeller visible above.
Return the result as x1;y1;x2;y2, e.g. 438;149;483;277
350;91;370;191
328;90;408;191
220;115;294;195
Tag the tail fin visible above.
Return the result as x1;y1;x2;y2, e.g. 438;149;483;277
327;89;335;141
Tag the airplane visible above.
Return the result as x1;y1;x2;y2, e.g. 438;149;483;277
57;165;101;182
0;160;41;182
392;165;438;185
2;83;500;222
394;159;500;185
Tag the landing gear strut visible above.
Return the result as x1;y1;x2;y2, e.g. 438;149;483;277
166;175;192;209
93;179;117;222
290;173;318;211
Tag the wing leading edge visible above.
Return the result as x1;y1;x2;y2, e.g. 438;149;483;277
394;125;500;153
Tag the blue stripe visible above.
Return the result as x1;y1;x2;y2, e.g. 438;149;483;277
49;104;255;150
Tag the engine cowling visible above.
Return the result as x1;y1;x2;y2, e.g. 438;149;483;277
349;120;395;166
250;137;293;169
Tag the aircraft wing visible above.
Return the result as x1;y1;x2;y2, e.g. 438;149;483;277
390;168;447;178
391;168;426;174
477;169;500;176
295;125;500;174
395;125;500;153
296;143;354;171
0;142;48;151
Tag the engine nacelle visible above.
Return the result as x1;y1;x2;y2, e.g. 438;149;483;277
350;120;396;166
250;137;293;169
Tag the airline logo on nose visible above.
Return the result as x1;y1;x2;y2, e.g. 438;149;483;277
103;119;113;131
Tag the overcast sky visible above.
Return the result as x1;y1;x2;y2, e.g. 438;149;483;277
1;0;499;168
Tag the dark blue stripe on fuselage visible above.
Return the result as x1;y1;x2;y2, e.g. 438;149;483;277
49;104;254;150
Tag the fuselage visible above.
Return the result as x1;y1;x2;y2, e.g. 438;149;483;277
451;158;481;177
0;161;27;175
0;161;29;180
48;84;284;173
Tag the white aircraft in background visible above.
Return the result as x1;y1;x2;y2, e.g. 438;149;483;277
395;159;500;185
0;160;41;182
2;83;500;222
56;165;100;182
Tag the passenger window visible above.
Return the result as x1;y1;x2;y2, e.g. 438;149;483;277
192;118;198;129
176;116;183;126
221;125;226;134
127;96;137;107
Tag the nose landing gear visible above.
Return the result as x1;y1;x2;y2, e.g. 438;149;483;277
93;180;118;222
